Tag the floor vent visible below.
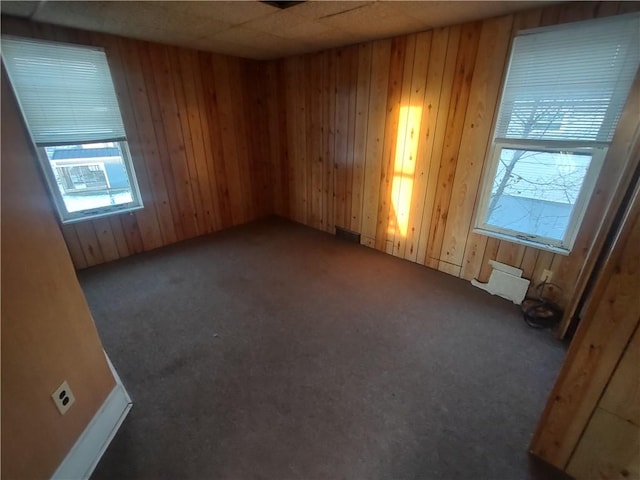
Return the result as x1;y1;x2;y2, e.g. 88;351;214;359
335;226;361;244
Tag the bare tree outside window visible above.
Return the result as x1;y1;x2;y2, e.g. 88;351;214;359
475;15;639;252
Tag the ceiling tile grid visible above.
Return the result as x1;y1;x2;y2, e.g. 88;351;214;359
1;1;557;59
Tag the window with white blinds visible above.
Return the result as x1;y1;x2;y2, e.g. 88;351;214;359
494;14;640;145
474;13;640;254
2;37;127;146
2;37;143;223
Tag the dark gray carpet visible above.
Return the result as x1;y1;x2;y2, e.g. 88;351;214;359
82;217;567;480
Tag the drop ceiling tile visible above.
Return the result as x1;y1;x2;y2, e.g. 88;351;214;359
301;26;363;50
154;4;232;37
211;26;303;50
389;1;555;28
320;2;427;38
284;19;334;39
241;10;302;33
30;1;232;45
32;1;111;31
178;1;275;26
242;9;333;39
291;1;373;20
0;1;40;17
387;1;488;26
182;36;274;59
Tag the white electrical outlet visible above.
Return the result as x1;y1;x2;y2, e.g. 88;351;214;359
52;381;75;415
541;269;553;283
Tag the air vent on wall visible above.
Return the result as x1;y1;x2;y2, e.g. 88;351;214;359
261;1;305;10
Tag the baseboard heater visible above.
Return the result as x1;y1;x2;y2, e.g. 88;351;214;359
335;226;361;244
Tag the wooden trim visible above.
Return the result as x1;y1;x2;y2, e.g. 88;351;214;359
530;166;640;468
558;71;640;338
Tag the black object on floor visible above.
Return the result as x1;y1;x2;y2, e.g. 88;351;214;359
81;217;568;480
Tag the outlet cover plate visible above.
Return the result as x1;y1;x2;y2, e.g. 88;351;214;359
52;381;75;415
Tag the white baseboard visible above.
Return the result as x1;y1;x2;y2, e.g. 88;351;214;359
52;353;132;480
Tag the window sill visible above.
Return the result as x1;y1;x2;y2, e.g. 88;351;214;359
472;227;571;256
61;204;144;224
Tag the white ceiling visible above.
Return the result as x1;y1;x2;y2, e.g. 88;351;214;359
1;1;557;60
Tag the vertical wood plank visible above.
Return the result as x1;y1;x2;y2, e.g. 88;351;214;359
415;26;459;265
108;215;130;258
321;51;335;233
139;41;186;240
91;217;120;263
199;52;233;228
118;38;178;245
168;46;206;235
350;43;373;234
387;34;416;256
520;247;540;280
177;48;218;233
529;250;554;295
265;62;286;216
228;58;256;224
425;22;481;270
96;33;164;252
360;39;392;246
334;48;352;230
59;225;88;270
344;46;359;231
191;51;223;230
283;58;299;224
442;15;514;271
73;222;104;267
396;31;431;259
119;212;145;255
374;36;407;252
477;237;501;283
211;54;246;225
146;42;200;239
495;241;526;268
306;54;324;231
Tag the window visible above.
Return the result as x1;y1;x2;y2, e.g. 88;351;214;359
475;14;640;254
2;37;143;223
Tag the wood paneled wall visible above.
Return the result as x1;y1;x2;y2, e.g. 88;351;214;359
1;17;273;270
1;69;116;480
267;1;640;308
567;327;640;478
531;164;640;475
3;3;639;310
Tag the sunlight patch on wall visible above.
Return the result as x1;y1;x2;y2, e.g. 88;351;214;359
389;105;422;239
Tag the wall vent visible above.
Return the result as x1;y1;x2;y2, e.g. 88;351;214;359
335;226;361;244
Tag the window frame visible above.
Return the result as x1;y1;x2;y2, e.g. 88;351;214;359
37;140;144;224
1;36;144;224
474;140;607;254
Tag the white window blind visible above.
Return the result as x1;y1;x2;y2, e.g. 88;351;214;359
495;13;640;144
1;37;126;146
